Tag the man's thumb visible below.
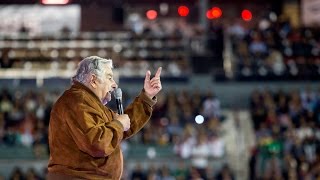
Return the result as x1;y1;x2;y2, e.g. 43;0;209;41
144;70;151;82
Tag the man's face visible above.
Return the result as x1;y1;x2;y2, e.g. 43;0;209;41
94;66;117;105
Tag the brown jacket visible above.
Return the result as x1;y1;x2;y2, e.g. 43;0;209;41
47;82;156;179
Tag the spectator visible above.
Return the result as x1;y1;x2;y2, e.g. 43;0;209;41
215;165;235;180
202;91;221;119
190;133;210;180
131;163;146;180
0;51;13;69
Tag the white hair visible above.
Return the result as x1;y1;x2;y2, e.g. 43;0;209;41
72;56;113;84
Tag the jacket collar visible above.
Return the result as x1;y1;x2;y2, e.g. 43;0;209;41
72;81;102;103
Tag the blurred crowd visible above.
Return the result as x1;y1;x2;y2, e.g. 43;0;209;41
230;18;320;80
0;11;319;179
125;89;227;179
2;16;319;81
2;85;319;180
0;89;54;152
249;87;320;179
0;87;232;179
0;19;198;78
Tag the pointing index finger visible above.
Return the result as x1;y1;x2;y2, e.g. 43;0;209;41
155;67;162;78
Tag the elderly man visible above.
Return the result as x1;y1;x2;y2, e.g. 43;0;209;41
47;56;162;180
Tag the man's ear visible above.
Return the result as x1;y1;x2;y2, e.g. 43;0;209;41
89;74;98;88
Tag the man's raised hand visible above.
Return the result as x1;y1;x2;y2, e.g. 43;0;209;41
144;67;162;98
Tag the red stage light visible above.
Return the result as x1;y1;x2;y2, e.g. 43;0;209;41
211;7;222;19
206;10;214;19
146;10;158;20
41;0;69;4
178;6;189;17
242;9;252;21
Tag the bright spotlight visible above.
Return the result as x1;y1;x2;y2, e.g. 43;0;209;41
195;115;204;124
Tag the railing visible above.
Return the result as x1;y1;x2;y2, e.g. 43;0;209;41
0;32;187;60
0;32;191;80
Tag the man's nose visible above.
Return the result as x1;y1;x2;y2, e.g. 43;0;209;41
113;83;118;89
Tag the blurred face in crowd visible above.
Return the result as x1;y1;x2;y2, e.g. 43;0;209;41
90;65;117;105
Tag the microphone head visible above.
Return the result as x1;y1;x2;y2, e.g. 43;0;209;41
114;88;122;100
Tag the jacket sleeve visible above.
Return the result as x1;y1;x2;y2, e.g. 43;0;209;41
65;98;124;158
123;90;157;139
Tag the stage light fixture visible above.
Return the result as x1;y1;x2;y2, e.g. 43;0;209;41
178;6;189;17
146;10;157;20
242;9;252;21
41;0;69;5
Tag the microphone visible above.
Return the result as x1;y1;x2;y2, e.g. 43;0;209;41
114;88;124;114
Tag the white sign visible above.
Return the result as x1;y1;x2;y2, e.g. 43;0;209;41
0;5;80;35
